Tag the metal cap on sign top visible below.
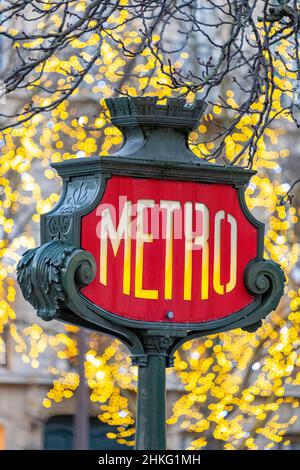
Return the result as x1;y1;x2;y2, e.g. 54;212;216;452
105;96;208;163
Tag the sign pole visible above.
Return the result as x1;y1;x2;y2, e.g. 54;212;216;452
132;335;176;450
135;354;167;450
74;328;89;450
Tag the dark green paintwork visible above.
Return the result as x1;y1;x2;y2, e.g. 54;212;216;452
136;353;167;450
16;97;285;450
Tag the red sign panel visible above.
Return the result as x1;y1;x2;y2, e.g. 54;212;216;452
81;176;258;324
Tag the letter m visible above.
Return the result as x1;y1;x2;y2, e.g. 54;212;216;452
99;201;131;294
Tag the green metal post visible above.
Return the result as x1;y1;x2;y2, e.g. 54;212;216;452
74;328;89;450
135;354;167;450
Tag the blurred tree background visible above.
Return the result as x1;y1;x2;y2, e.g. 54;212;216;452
0;0;300;450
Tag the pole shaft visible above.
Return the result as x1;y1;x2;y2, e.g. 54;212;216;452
74;328;89;450
135;354;167;450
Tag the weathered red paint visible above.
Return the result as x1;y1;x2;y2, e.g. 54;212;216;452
81;176;258;324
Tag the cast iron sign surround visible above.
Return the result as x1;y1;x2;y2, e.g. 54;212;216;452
17;97;285;359
16;97;285;450
44;155;274;334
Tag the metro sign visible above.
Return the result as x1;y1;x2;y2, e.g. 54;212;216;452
81;175;258;325
16;97;285;451
17;96;284;338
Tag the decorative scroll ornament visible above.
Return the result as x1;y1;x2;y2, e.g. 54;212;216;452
17;241;96;321
60;181;88;213
243;259;286;332
48;215;72;241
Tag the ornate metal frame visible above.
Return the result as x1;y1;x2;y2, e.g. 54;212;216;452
17;97;285;366
16;97;285;450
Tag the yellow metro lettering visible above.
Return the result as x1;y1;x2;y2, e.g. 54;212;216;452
100;201;132;295
134;199;158;299
184;203;209;300
99;200;238;300
160;200;181;300
213;210;237;295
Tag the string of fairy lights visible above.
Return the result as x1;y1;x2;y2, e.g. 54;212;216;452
0;1;299;449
